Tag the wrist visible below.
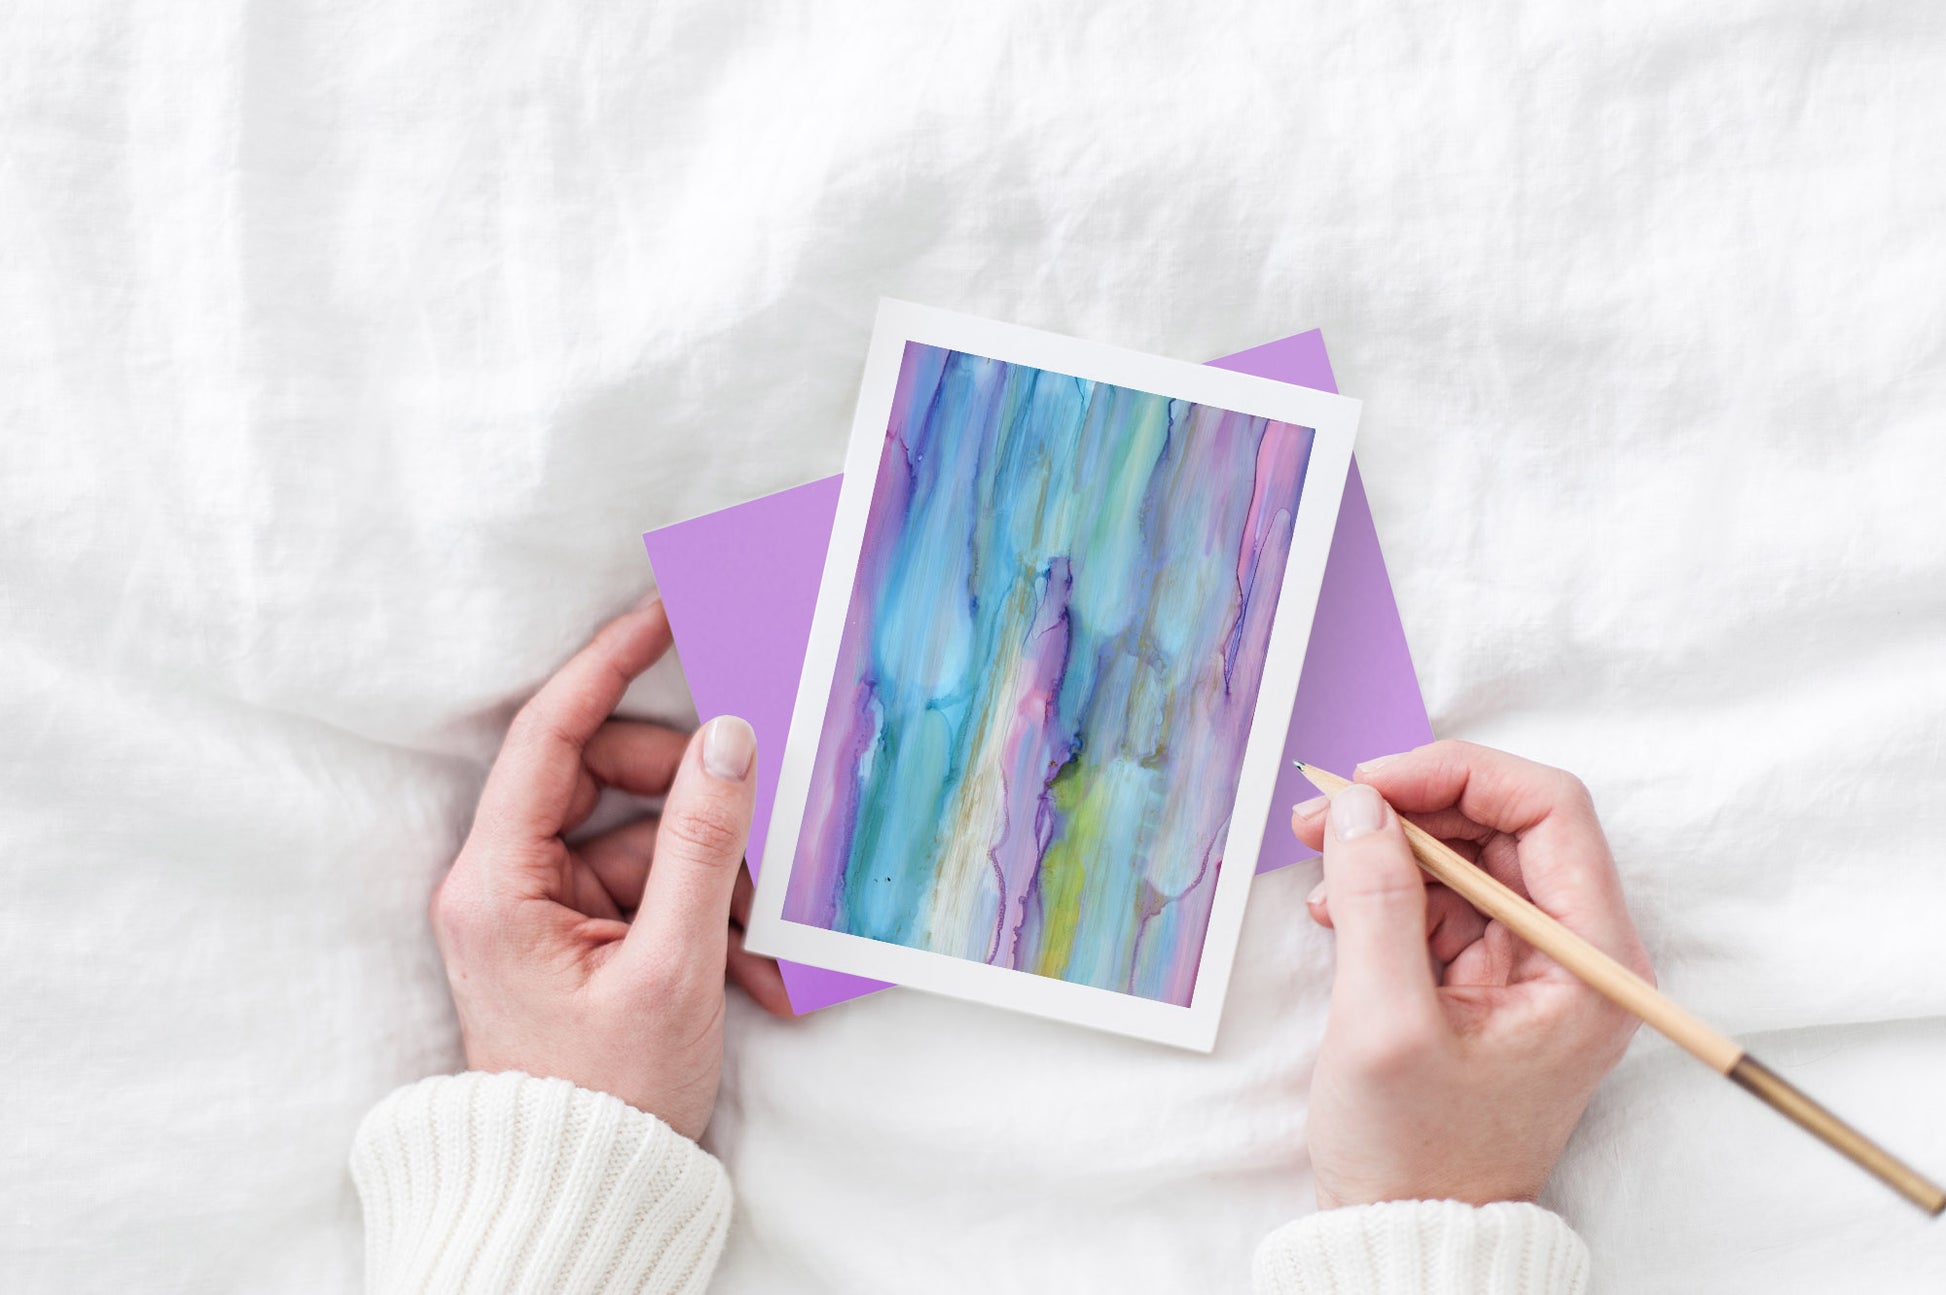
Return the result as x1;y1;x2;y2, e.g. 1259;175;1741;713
1314;1164;1551;1211
1257;1199;1591;1294
1318;1185;1543;1211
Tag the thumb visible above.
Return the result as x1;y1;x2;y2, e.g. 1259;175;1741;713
625;716;757;972
1319;783;1440;1022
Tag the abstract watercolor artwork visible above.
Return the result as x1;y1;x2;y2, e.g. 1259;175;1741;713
747;303;1358;1048
786;343;1311;1004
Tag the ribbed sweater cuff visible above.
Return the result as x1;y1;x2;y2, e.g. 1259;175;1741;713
350;1071;732;1294
1252;1200;1590;1295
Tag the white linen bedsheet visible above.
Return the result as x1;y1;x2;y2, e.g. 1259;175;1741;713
4;2;1943;1290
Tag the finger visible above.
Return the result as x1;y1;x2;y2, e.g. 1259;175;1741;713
1301;799;1483;928
1426;884;1489;966
1388;806;1496;849
1474;834;1534;901
477;603;674;849
1355;740;1589;840
1444;920;1521;989
1305;875;1332;928
563;769;602;835
584;720;692;798
1358;740;1645;967
1291;796;1329;852
1306;866;1482;938
1318;783;1441;1024
563;856;623;921
727;927;795;1018
731;866;755;928
577;816;661;911
626;715;758;968
1293;793;1496;854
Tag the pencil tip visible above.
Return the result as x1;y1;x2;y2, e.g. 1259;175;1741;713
1291;759;1307;771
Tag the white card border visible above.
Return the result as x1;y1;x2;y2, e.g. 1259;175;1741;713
743;300;1359;1051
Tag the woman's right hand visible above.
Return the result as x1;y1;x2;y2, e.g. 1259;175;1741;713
1289;741;1654;1209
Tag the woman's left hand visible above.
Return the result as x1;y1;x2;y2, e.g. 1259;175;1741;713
428;601;791;1141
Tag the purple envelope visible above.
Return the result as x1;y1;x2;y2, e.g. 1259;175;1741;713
643;329;1431;1013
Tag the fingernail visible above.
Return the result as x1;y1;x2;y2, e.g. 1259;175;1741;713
1330;783;1387;840
703;716;756;782
1307;880;1327;905
1354;753;1399;775
1293;796;1328;821
632;588;663;611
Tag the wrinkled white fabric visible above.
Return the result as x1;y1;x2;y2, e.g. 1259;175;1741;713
3;2;1943;1291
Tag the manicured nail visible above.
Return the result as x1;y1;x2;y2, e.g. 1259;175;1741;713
1330;783;1387;840
1293;796;1328;821
1354;753;1399;775
703;716;756;782
1307;880;1327;905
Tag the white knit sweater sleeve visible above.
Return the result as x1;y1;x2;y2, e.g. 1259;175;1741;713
1252;1200;1590;1294
350;1071;732;1294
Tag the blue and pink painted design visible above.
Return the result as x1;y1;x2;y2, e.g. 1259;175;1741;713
783;343;1314;1005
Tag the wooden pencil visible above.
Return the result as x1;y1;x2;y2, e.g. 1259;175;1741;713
1296;761;1945;1217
